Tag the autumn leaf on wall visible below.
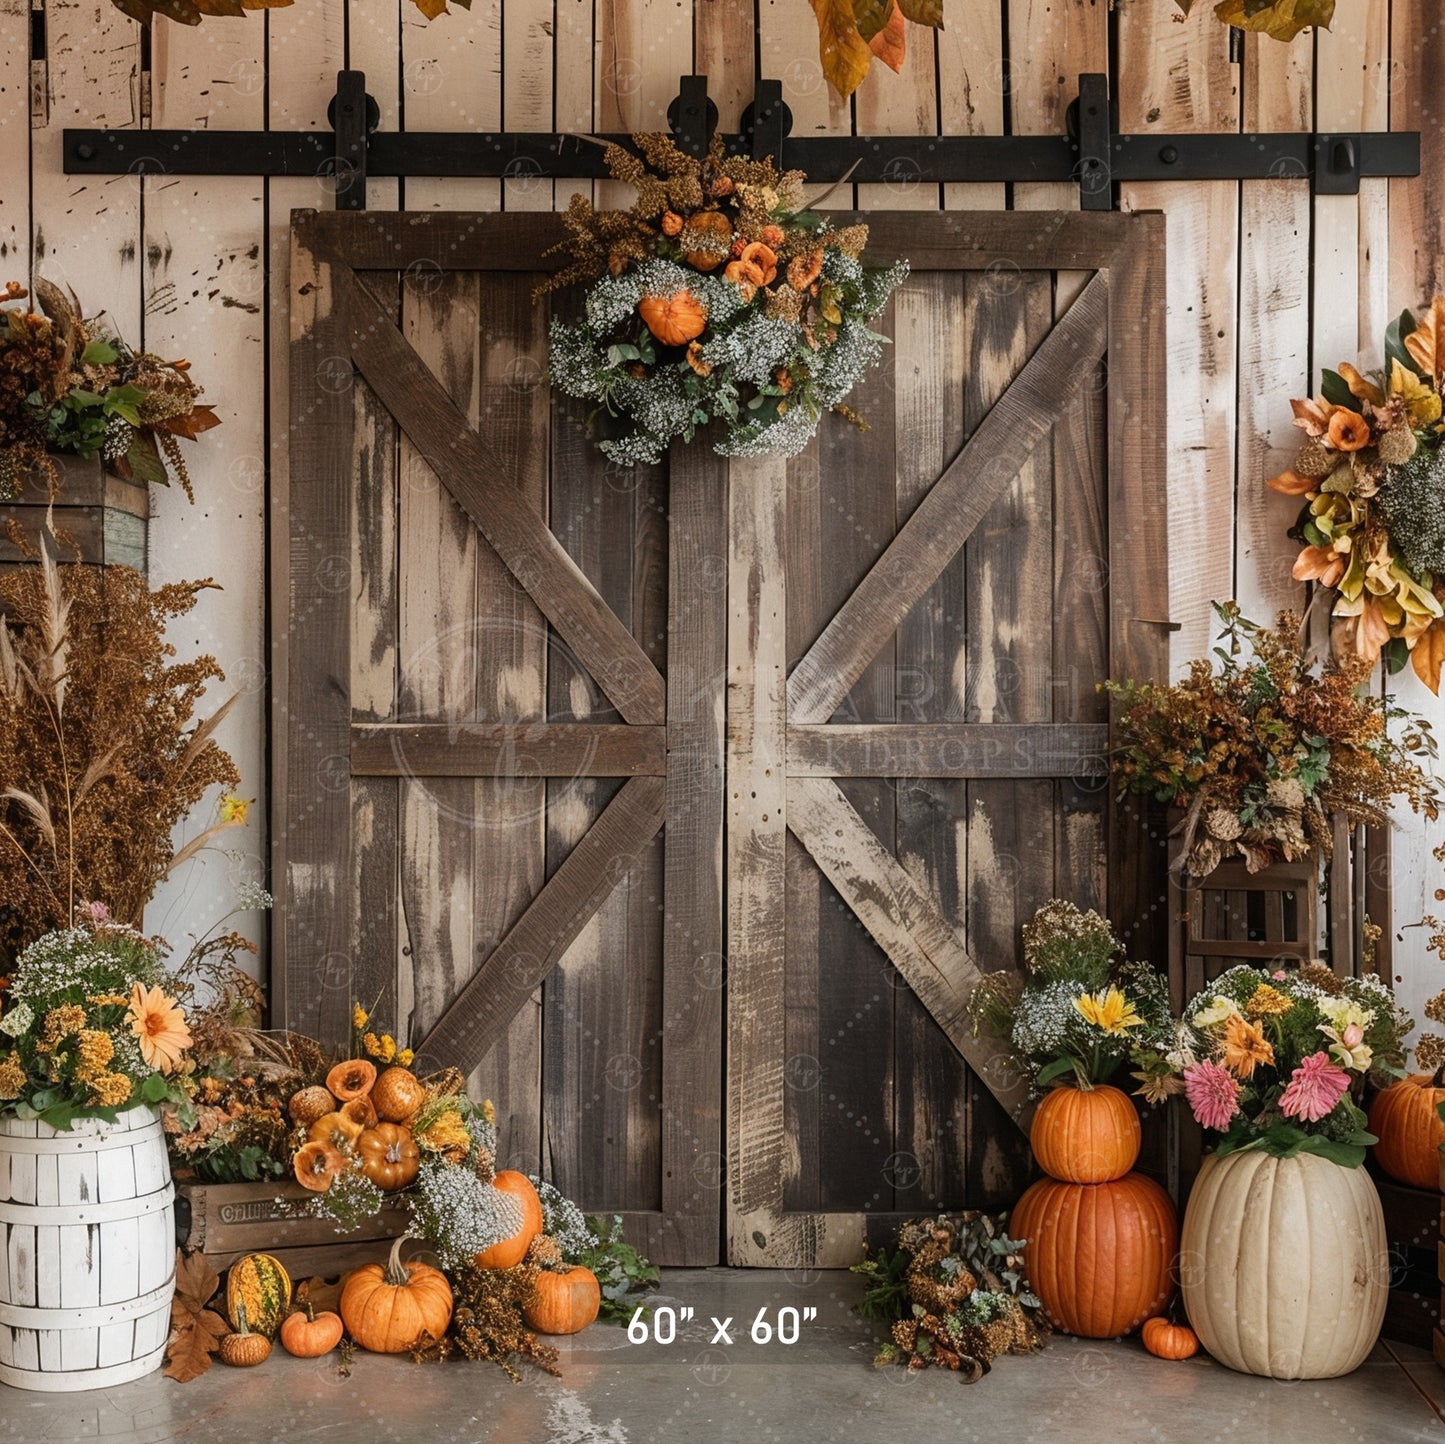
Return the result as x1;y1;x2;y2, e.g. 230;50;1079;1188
1413;619;1445;696
809;0;944;99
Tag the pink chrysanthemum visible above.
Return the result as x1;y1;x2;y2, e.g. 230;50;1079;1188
1278;1051;1351;1123
1184;1058;1240;1132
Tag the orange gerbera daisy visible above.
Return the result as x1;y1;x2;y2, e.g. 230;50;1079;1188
1220;1013;1274;1080
127;983;193;1074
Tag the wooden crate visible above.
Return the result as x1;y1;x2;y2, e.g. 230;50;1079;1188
0;454;147;574
175;1180;410;1280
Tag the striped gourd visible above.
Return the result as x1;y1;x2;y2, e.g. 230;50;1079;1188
226;1255;292;1339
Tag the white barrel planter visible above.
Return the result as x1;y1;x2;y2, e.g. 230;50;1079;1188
0;1105;175;1391
1181;1149;1388;1379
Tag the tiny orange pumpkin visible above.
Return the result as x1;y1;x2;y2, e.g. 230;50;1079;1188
1142;1316;1200;1361
326;1058;378;1102
309;1109;365;1151
279;1300;345;1359
372;1066;427;1124
638;290;708;348
356;1122;421;1191
681;209;733;269
524;1266;602;1336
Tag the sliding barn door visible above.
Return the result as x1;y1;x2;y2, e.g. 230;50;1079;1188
280;211;725;1264
281;209;1166;1269
725;214;1168;1266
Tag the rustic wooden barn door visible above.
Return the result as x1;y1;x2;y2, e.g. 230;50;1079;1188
281;209;1165;1270
280;211;725;1264
725;213;1168;1266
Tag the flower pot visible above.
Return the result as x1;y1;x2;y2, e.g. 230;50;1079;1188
1180;1149;1388;1378
0;1105;175;1390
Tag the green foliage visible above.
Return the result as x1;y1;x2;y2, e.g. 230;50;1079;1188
575;1214;661;1324
850;1245;910;1323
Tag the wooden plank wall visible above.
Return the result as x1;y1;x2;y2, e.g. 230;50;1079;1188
5;0;1442;1039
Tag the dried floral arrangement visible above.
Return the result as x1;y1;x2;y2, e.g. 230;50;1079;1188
1270;298;1445;691
0;529;244;963
967;899;1178;1102
544;133;907;467
1171;963;1408;1167
1106;603;1440;879
851;1213;1046;1381
0;281;219;503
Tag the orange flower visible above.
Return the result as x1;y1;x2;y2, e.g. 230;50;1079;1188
1220;1013;1274;1080
686;341;712;378
1327;408;1371;452
761;224;786;248
739;242;778;286
127;983;193;1075
788;248;825;291
660;211;683;237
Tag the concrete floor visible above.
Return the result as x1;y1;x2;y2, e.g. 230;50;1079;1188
0;1269;1441;1443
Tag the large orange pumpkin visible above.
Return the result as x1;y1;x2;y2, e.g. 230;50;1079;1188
1010;1172;1178;1339
638;291;707;347
524;1266;602;1335
340;1237;453;1354
356;1122;421;1191
475;1171;545;1269
1368;1073;1445;1190
1030;1084;1141;1184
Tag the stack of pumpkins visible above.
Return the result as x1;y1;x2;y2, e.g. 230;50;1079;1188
1010;1084;1179;1339
290;1060;428;1194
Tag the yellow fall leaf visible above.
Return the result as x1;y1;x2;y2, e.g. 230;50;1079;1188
812;0;875;98
1411;620;1445;695
1213;0;1334;41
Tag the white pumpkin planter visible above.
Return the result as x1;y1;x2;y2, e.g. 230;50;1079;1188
1181;1149;1388;1379
0;1105;175;1391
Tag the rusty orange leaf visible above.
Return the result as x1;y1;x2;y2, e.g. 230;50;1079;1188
1267;469;1316;496
1336;362;1384;405
1412;621;1445;695
813;0;874;98
1289;396;1331;435
869;3;907;71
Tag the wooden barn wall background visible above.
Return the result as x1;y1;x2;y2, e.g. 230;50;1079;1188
1;0;1443;1027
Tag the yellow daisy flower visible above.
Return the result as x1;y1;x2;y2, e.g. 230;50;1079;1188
1073;987;1144;1034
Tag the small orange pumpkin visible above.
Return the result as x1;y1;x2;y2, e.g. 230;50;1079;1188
638;290;708;348
356;1122;421;1191
1030;1083;1141;1184
372;1066;427;1124
218;1301;272;1367
326;1058;377;1101
1369;1072;1445;1190
739;241;778;286
340;1237;453;1354
524;1266;602;1336
279;1300;345;1359
1142;1315;1200;1360
293;1140;345;1193
309;1109;365;1151
475;1170;544;1269
681;209;733;270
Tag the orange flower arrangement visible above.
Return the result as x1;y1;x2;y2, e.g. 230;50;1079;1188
1220;1014;1274;1080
